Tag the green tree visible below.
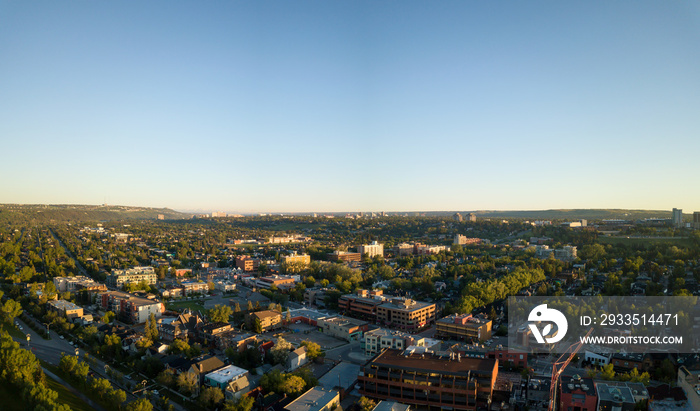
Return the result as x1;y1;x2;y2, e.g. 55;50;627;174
300;340;322;360
1;298;23;324
124;397;153;411
269;337;292;364
199;386;224;408
177;371;198;395
167;339;191;355
145;312;159;342
253;318;262;334
282;375;306;396
358;396;376;411
260;369;285;393
103;311;116;324
223;395;255;411
600;363;616;380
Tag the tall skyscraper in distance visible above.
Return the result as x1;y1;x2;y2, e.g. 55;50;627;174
672;208;683;228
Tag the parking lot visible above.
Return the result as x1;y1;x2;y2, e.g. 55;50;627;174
282;326;347;350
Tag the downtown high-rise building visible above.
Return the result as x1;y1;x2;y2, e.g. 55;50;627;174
672;208;683;228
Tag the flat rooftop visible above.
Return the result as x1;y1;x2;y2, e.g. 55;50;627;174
205;364;248;384
379;299;434;312
369;348;496;376
285;387;339;411
49;299;82;311
318;362;360;390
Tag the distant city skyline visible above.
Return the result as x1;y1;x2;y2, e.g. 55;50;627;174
1;2;699;213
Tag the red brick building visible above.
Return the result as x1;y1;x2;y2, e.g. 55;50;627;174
558;376;597;411
359;349;498;410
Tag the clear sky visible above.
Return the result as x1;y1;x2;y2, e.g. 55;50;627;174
1;1;699;213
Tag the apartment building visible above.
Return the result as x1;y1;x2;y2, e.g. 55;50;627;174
358;241;384;258
453;235;482;246
247;310;282;332
181;280;209;295
98;291;164;324
53;276;107;293
282;253;311;266
436;314;492;342
107;266;157;288
358;349;498;410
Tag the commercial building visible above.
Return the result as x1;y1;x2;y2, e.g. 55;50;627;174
466;213;477;222
247;310;282;332
436;314;492;342
358;349;498;410
363;328;413;356
595;381;648;411
693;212;700;230
558;376;597;411
255;275;296;290
376;298;436;331
677;366;700;411
284;387;340;411
327;251;362;262
235;256;259;272
338;290;436;332
358;241;384;258
317;316;368;342
107;266;157;288
47;299;84;320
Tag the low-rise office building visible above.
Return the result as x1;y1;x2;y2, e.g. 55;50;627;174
436;314;492;342
317;316;368;342
358;349;498;410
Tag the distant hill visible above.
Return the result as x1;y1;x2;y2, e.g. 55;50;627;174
0;204;188;224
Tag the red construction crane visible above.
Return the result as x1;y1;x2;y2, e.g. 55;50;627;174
548;328;593;411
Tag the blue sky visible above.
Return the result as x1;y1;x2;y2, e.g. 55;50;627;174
1;1;699;213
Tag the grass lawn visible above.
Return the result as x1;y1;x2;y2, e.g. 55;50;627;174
1;321;26;339
45;374;94;411
166;300;206;312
